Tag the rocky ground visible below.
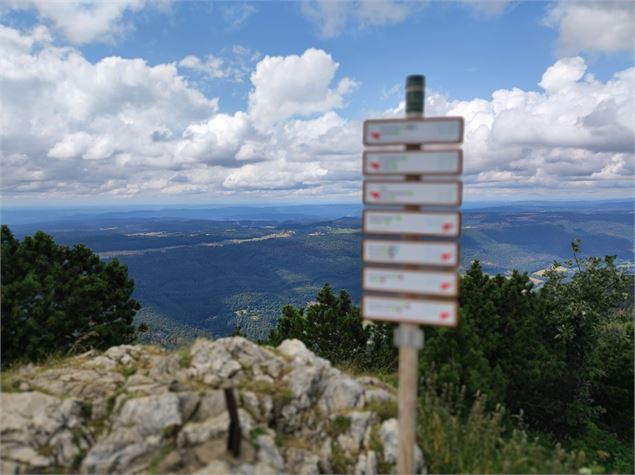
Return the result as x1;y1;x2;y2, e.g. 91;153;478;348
0;337;425;474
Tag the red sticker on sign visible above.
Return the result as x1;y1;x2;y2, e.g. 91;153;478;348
371;132;381;140
440;311;449;320
370;162;380;170
370;192;381;199
442;223;453;231
441;252;452;261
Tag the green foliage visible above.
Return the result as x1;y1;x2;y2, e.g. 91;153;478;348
331;442;354;474
328;415;351;437
418;376;587;474
365;399;398;422
416;242;633;473
422;243;633;441
177;347;192;368
537;245;633;435
1;225;141;366
567;423;634;474
265;283;396;370
249;426;267;442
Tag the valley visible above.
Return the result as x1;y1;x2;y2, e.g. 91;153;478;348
5;201;633;345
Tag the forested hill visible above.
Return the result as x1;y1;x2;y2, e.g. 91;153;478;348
5;202;632;343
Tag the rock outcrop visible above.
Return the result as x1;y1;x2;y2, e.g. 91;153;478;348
0;337;426;474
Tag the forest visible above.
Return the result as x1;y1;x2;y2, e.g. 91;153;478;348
265;241;634;473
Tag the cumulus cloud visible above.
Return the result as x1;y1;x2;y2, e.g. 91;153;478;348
0;27;361;201
0;23;632;203
544;1;635;55
435;57;635;198
2;0;166;44
248;48;357;130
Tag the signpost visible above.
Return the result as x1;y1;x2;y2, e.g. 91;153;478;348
364;181;462;206
363;267;458;296
363;210;461;237
363;150;462;175
361;75;463;474
363;240;459;267
364;117;464;145
362;295;458;326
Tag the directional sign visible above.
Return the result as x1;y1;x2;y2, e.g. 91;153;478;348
364;117;464;145
363;267;458;297
362;295;458;327
364;181;462;206
363;210;461;237
363;150;462;176
363;240;459;267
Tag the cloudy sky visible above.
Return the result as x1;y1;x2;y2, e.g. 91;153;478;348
0;0;633;206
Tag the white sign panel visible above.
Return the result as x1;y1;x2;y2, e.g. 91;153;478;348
363;150;462;176
364;181;462;206
362;295;458;327
363;240;459;267
363;267;458;297
363;210;461;237
364;117;464;145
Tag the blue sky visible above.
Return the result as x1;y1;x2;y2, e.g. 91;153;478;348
0;1;633;206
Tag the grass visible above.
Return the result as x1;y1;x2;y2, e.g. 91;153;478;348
249;426;267;442
328;415;351;438
331;442;354;474
0;370;21;392
148;442;175;475
117;365;137;377
417;377;588;474
177;347;192;368
365;399;398;422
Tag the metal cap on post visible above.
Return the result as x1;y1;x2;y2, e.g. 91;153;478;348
406;75;425;118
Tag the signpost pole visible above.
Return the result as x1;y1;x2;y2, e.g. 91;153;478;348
362;73;462;473
396;74;426;475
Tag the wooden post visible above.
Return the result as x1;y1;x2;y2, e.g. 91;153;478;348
397;74;426;475
224;388;241;458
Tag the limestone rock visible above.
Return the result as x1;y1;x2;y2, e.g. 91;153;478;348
380;418;425;474
115;393;182;436
337;411;378;454
318;369;365;413
0;337;425;475
277;339;330;369
284;447;320;475
354;450;378;475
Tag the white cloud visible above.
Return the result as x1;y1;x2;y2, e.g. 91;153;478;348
177;46;261;83
248;48;357;130
300;0;513;38
544;1;635;55
300;0;422;38
0;27;362;202
460;0;512;17
357;0;411;27
300;0;351;38
3;0;165;45
221;3;257;29
0;23;632;204
179;55;228;79
434;57;635;198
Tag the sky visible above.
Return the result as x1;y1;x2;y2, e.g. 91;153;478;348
0;0;633;207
